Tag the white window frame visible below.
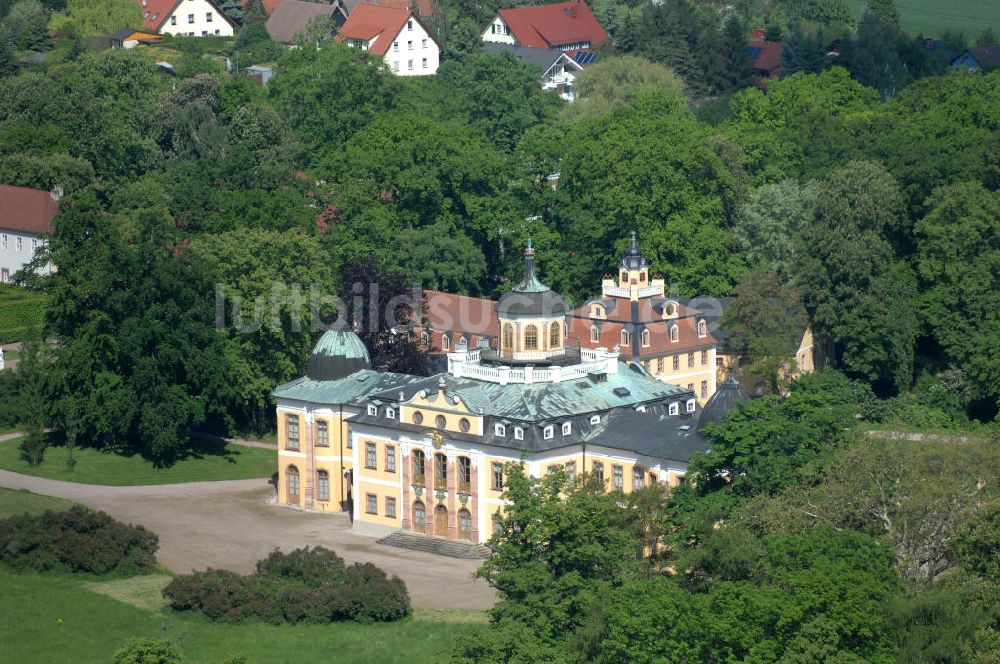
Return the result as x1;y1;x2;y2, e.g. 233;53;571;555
386;407;396;419
543;425;554;440
686;399;696;414
669;402;679;416
561;422;571;436
514;427;524;440
367;404;378;416
670;325;679;342
589;414;600;425
494;423;506;437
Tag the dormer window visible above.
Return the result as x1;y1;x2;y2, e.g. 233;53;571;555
561;422;571;435
686;399;696;414
669;402;679;416
514;427;524;440
620;271;628;283
636;405;646;413
590;414;601;425
670;325;679;342
590;326;599;342
620;330;631;347
495;423;506;437
664;302;676;318
641;329;650;347
442;335;450;351
367;404;378;416
386;407;396;419
698;319;707;338
543;425;554;440
591;305;604;318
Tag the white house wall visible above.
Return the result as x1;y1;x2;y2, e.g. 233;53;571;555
159;0;234;37
381;19;439;76
0;229;49;282
481;16;515;44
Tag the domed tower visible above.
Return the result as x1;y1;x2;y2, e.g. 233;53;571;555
698;374;749;431
306;329;371;381
618;231;649;287
496;242;567;362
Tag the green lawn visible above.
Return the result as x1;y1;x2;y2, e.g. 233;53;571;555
0;570;481;664
0;486;75;517
847;0;1000;38
0;437;277;485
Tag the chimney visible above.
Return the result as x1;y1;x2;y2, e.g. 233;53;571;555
50;185;63;201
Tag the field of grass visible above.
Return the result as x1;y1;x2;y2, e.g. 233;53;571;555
0;570;482;664
0;487;75;517
0;437;277;485
847;0;1000;38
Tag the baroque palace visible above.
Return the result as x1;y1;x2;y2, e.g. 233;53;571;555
273;241;748;544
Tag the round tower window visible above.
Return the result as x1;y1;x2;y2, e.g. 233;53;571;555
413;411;423;425
459;418;471;433
435;415;447;429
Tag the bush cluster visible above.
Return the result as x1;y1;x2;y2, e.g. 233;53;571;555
0;506;158;576
163;546;411;624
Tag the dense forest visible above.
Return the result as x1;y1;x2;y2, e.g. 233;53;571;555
0;0;997;453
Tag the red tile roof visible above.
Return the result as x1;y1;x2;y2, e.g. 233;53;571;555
136;0;236;31
0;184;59;235
423;291;498;337
496;0;608;50
338;3;415;55
243;0;283;14
747;40;783;74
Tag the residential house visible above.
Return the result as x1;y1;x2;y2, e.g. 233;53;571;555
951;44;1000;72
272;245;746;544
482;0;608;52
483;42;584;101
265;0;340;43
0;184;59;283
109;27;162;48
746;40;782;87
339;4;440;75
135;0;237;36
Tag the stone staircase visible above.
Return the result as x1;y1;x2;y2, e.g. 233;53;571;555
376;531;492;559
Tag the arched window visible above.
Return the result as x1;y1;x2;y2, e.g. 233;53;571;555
621;329;631;347
412;449;426;484
549;321;561;348
441;335;450;351
317;470;330;501
524;324;538;350
458;456;471;492
458;508;472;540
669;402;679;415
590;326;599;342
641;329;650;347
670;325;679;342
286;465;300;504
434;453;448;489
698;319;707;338
665;302;676;318
457;336;467;349
591;305;604;319
435;414;446;429
620;271;628;283
503;323;514;349
413;500;426;529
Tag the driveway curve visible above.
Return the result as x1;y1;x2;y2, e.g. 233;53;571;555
0;469;496;611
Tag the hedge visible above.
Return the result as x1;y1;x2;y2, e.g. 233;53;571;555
0;288;46;344
163;547;411;624
0;506;159;576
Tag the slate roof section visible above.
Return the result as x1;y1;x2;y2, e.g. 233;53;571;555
483;42;566;70
0;184;59;234
966;44;1000;69
266;0;335;42
698;374;749;431
495;0;608;50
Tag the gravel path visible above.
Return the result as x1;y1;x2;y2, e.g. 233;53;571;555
0;469;496;611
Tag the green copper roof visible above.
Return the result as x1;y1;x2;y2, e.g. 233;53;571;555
312;330;371;360
273;369;424;405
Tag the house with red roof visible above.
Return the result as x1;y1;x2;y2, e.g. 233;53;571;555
746;40;783;88
339;4;440;75
482;0;608;52
134;0;236;37
0;184;60;282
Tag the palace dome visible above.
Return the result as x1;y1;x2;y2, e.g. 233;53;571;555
306;329;371;381
619;231;649;271
497;243;566;319
698;374;749;431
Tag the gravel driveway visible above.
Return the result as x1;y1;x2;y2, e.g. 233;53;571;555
0;469;496;611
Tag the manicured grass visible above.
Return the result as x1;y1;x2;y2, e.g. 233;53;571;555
0;569;480;664
847;0;1000;38
0;487;75;517
0;437;277;485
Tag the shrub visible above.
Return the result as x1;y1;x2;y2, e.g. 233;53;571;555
112;638;182;664
0;506;158;576
163;546;410;624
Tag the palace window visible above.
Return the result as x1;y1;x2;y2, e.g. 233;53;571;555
435;414;447;429
434;453;447;489
286;415;299;450
441;335;450;351
672;355;679;371
413;450;426;484
698;319;707;337
550;321;561;348
562;422;572;436
701;381;708;399
459;417;471;433
514;427;524;440
613;465;624;491
621;330;631;346
495;423;506;437
458;456;471;493
686;399;696;413
650;472;658;485
414;500;426;527
367;404;378;416
593;461;604;484
641;329;650;347
317;470;330;501
670;325;679;342
633;467;644;489
565;461;576;482
657;357;664;372
590;326;599;342
701;350;708;366
420;331;429;347
590;414;601;425
688;353;695;368
543;425;554;440
366;493;377;514
386;497;397;518
386;407;396;419
316;420;329;447
365;442;377;470
492;462;503;490
525;324;538;350
547;464;559;475
669;402;679;416
503;323;514;349
386;445;396;472
287;465;299;497
458;508;472;540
